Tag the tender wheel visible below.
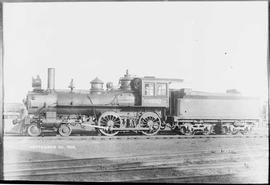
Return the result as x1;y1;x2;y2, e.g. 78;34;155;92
222;126;230;135
179;126;187;135
241;127;249;135
203;124;213;135
184;128;193;135
27;124;41;137
98;112;121;136
231;127;239;135
242;127;251;135
58;124;72;137
180;124;193;135
139;112;161;136
203;129;211;135
159;123;166;130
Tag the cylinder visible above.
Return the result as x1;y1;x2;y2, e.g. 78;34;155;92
47;68;55;90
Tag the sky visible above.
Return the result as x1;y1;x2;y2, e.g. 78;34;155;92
3;1;268;103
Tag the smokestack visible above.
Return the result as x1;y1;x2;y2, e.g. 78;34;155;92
47;68;55;91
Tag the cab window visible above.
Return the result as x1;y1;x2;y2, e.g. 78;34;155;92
144;83;154;96
157;83;167;96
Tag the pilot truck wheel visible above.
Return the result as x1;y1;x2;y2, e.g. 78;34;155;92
58;124;72;137
27;124;41;137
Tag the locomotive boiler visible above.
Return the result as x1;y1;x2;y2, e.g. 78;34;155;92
19;68;183;136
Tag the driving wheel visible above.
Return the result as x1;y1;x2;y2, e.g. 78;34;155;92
139;112;161;136
98;112;122;136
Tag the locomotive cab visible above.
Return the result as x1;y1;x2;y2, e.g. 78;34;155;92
130;76;183;108
140;77;170;107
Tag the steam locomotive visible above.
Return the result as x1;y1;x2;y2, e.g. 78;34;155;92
14;68;261;137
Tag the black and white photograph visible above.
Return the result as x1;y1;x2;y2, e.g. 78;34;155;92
0;0;269;183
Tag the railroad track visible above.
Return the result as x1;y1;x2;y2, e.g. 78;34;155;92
5;158;267;182
4;134;268;140
4;147;267;167
4;147;268;182
5;162;256;181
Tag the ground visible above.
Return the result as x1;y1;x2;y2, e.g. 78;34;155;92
3;134;269;183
